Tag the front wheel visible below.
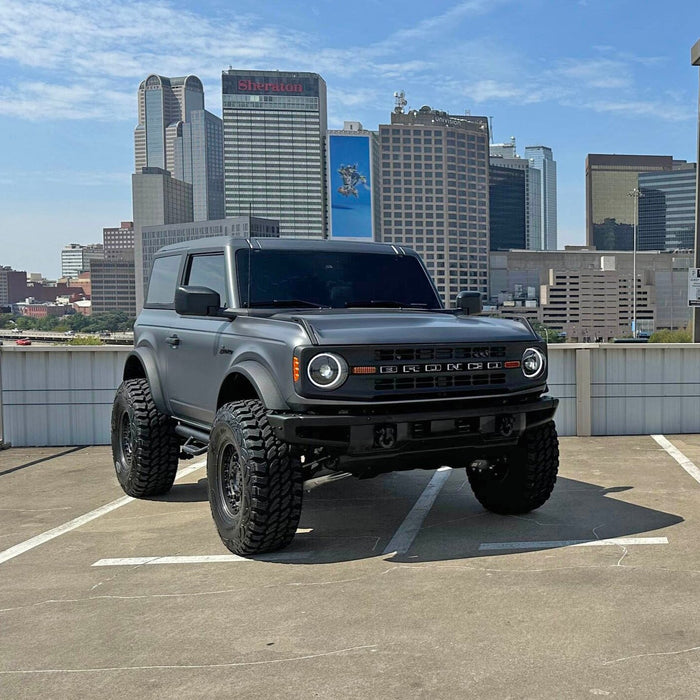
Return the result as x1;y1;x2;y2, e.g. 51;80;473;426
467;422;559;514
207;400;303;555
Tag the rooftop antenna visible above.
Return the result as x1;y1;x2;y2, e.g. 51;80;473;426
488;116;494;143
393;90;407;114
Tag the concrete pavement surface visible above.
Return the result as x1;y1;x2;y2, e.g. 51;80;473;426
1;435;700;698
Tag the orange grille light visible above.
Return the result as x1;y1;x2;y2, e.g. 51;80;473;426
293;357;300;382
352;366;377;375
504;361;521;369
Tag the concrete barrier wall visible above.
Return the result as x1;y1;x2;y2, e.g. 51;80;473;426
0;347;131;447
1;344;699;446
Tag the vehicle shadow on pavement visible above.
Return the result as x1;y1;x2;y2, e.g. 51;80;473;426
150;478;209;503
250;473;684;565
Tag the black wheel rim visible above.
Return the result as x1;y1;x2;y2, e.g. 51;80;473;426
219;442;244;519
119;412;133;468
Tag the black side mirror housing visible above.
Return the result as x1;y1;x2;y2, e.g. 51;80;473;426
175;286;222;316
455;291;482;315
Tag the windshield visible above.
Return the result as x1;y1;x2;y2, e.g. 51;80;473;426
236;249;441;309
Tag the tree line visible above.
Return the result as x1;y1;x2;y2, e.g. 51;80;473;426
0;312;135;333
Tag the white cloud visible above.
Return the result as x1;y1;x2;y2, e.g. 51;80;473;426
0;0;692;126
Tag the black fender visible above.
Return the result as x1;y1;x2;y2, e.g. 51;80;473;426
122;347;168;415
231;360;288;411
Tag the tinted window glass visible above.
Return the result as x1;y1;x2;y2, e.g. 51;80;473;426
236;250;440;309
185;254;228;307
146;255;181;306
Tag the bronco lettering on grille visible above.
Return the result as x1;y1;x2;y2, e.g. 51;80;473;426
377;362;503;374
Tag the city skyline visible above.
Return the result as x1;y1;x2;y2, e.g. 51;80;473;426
1;0;699;277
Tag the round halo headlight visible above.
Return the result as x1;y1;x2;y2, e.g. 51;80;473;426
307;353;348;390
522;347;546;379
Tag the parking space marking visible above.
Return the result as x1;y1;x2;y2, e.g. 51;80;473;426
479;537;668;551
91;552;311;566
93;555;249;566
0;460;207;566
382;466;452;555
651;434;700;485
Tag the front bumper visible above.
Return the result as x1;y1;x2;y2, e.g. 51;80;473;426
268;396;558;471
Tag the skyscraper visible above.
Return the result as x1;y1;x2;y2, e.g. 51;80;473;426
222;70;327;238
489;155;541;250
638;164;696;251
173;110;224;222
489;163;526;250
524;146;557;250
378;105;490;304
134;75;204;174
134;74;223;222
585;154;674;250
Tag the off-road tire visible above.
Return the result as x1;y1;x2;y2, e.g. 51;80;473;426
207;399;303;555
467;421;559;514
111;378;180;497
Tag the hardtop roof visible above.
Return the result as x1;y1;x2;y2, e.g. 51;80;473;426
156;236;416;256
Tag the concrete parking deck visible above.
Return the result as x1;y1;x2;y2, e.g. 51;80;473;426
1;436;700;698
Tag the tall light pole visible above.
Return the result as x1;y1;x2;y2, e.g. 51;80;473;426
628;187;643;336
691;40;700;342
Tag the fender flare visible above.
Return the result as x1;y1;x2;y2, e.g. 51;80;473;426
232;360;288;411
123;347;168;415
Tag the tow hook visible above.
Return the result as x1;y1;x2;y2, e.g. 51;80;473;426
374;424;397;449
497;414;515;437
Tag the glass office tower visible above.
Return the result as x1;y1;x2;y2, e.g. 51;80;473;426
173;110;224;222
222;70;327;238
134;75;204;174
524;146;557;250
638;164;696;251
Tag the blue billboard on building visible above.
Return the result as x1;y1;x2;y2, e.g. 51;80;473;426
328;134;374;239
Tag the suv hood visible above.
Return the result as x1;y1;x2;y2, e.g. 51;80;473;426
275;310;538;345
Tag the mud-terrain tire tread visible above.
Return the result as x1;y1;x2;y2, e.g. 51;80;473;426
467;421;559;514
207;399;303;555
111;378;180;497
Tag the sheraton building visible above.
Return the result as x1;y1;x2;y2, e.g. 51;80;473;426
222;70;327;238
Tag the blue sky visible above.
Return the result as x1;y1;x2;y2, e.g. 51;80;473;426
1;0;699;278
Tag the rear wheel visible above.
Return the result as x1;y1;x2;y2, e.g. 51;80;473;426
207;400;303;555
467;422;559;514
111;379;180;497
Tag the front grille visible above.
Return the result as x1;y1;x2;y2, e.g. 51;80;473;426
374;346;506;362
374;373;506;392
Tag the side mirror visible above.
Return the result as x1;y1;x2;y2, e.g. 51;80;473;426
455;291;482;315
175;286;221;316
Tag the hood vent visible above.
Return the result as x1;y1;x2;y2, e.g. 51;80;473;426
374;346;506;362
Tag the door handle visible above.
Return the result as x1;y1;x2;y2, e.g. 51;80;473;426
166;334;180;347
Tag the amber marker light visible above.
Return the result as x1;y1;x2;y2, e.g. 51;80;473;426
504;361;521;369
293;357;300;382
352;366;377;375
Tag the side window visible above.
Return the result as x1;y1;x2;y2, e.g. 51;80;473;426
185;254;229;308
146;255;181;306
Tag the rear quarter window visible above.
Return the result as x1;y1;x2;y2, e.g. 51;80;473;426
146;254;182;306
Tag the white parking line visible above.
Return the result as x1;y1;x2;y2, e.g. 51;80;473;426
0;460;207;566
93;555;249;566
651;434;700;485
479;537;668;551
382;467;452;555
92;551;312;566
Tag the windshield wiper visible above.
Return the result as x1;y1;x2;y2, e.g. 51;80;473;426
247;299;328;309
344;300;430;309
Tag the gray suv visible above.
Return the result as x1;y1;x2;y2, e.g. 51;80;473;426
111;237;558;555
